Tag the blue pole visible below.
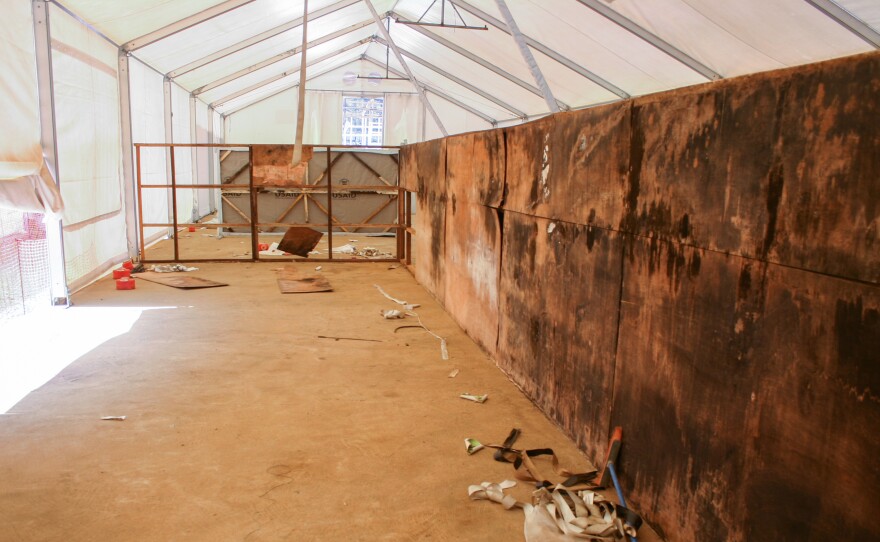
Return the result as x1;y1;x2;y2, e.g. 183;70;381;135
607;461;638;542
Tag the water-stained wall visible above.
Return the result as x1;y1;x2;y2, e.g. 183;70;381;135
400;52;880;542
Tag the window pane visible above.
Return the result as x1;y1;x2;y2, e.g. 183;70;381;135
342;95;384;146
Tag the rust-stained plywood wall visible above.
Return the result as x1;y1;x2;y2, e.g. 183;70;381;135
401;52;880;542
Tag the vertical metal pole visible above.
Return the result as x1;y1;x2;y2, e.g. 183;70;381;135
405;190;412;265
292;0;308;166
189;94;199;223
163;77;175;239
169;146;179;261
32;0;69;306
326;146;333;260
396;152;404;261
136;145;146;261
118;50;139;259
207;106;216;214
493;0;560;114
248;145;258;260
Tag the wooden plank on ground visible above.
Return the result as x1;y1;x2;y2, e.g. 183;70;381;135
136;272;228;289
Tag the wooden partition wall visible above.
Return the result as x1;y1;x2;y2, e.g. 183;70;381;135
400;52;880;541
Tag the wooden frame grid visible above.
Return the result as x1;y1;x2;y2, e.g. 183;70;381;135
135;143;406;263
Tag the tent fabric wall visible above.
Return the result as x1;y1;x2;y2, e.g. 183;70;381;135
0;1;62;215
225;89;343;144
424;94;493;140
130;58;170;243
384;93;420;146
194;99;212;217
170;83;195;223
0;0;43;180
49;4;127;287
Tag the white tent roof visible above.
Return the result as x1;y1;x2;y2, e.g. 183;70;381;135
54;0;880;123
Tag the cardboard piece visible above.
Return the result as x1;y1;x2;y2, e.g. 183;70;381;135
277;227;323;257
277;276;333;293
136;272;228;289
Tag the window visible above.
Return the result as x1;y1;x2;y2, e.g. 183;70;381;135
342;95;384;146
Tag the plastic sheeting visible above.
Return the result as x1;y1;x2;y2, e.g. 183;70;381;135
49;4;127;286
0;0;43;180
130;58;170;243
0;1;63;215
225;89;343;144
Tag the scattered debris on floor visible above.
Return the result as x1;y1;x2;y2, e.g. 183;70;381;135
277;226;323;257
148;264;198;273
460;393;488;404
315;266;322;271
468;480;518;509
381;309;406;319
332;244;392;259
259;242;287;256
448;368;460;378
469;480;640;541
375;284;445;358
100;416;126;421
388;264;399;270
316;335;382;343
465;438;484;455
465;428;644;541
136;272;228;289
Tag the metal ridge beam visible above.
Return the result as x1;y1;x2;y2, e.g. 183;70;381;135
210;39;369;107
193;19;375;96
374;36;527;118
804;0;880;48
123;0;257;52
363;55;497;125
574;0;722;80
167;0;363;78
392;13;568;110
449;0;629;98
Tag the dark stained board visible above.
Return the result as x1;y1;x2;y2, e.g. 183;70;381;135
497;212;623;460
769;53;880;283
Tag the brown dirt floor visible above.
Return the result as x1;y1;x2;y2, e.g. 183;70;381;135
0;262;661;541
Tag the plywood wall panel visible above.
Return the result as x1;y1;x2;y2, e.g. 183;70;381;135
412;139;447;302
612;237;761;542
501;116;555;217
545;104;631;228
613;235;880;541
443;200;501;355
741;264;880;540
769;53;880;283
497;212;623;459
472;130;505;208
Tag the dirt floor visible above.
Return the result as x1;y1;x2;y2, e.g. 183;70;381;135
0;262;660;541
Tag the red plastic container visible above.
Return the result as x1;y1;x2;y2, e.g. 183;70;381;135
112;268;131;279
115;277;136;290
188;226;197;232
258;243;269;251
122;260;134;270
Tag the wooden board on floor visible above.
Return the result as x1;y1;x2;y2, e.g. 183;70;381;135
135;272;228;289
277;277;333;293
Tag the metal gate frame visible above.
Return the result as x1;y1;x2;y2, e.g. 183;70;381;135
135;143;409;264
